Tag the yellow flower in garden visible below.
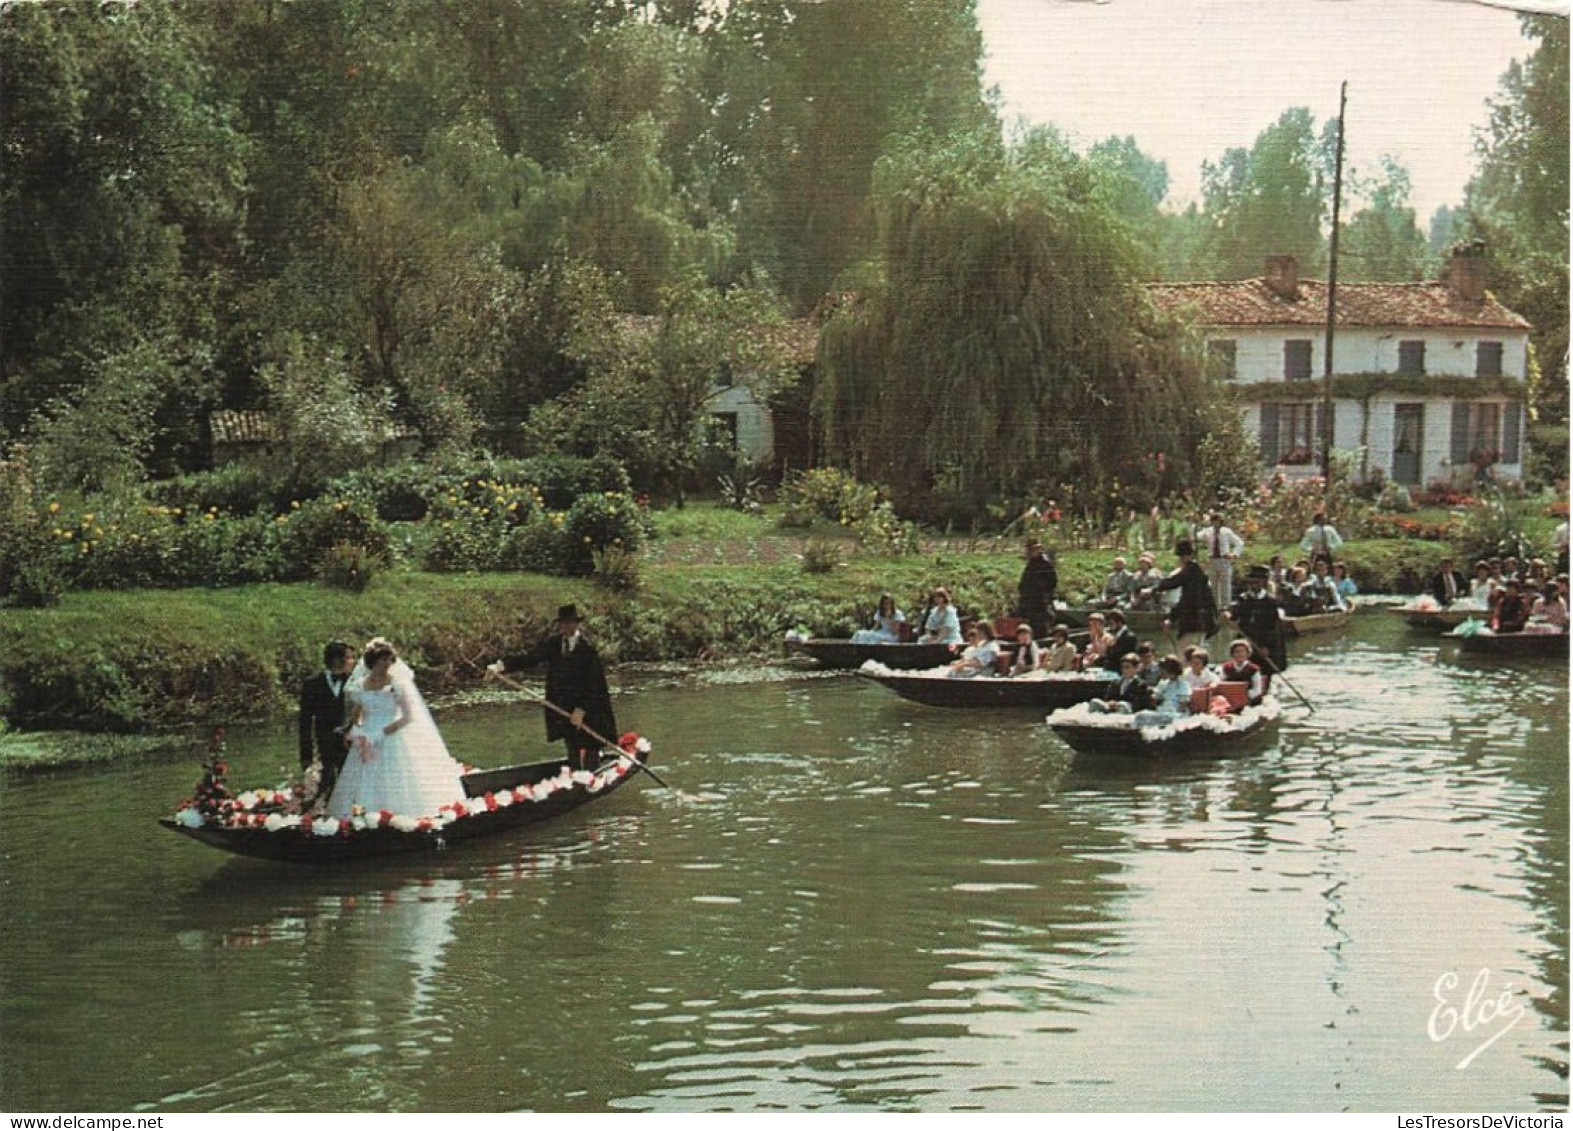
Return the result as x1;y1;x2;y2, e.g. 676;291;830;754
52;528;63;538
82;513;94;524
291;500;300;509
48;501;60;513
62;530;73;539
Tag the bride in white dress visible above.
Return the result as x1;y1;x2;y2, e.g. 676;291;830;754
327;640;465;817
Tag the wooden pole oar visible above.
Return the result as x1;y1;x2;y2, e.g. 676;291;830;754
478;663;674;790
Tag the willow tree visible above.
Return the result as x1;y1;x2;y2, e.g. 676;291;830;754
816;128;1219;522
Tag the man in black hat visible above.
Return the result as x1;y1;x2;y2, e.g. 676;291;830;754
1142;540;1217;650
1225;565;1288;682
1015;539;1058;631
491;604;617;769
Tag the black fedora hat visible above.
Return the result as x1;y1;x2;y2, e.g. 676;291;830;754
557;603;581;622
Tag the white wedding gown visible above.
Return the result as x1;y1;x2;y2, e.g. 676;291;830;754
327;678;465;817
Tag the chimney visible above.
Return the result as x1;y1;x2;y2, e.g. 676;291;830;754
1447;240;1487;302
1264;255;1299;300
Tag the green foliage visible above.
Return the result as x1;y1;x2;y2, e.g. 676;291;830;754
778;468;882;528
257;334;398;488
818;128;1218;522
591;546;642;593
318;541;386;592
1199;107;1329;277
277;497;390;582
560;493;649;576
797;538;843;575
1452;489;1543;563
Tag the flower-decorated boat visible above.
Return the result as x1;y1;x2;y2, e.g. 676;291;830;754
160;731;654;865
856;660;1115;709
785;636;957;671
1045;695;1283;758
1443;622;1569;658
1388;598;1489;632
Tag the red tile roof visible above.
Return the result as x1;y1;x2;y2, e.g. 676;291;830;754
1147;278;1530;331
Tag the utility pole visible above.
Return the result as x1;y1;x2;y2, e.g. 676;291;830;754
1321;81;1346;490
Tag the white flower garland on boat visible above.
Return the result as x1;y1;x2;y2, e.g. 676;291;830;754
1046;697;1281;743
172;734;652;836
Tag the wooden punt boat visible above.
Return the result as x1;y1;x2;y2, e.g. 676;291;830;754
160;744;651;865
856;661;1115;709
1387;603;1488;631
1282;608;1351;637
785;637;957;670
1046;695;1283;759
1443;627;1569;658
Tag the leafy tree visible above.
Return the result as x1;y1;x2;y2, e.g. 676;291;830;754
1464;15;1569;432
816;128;1220;521
1086;134;1170;269
257;333;396;489
1199;108;1329;278
526;274;800;501
1340;156;1429;281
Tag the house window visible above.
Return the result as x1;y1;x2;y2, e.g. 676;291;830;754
1284;340;1313;381
1260;402;1319;465
1476;341;1503;378
1467;403;1501;465
1207;339;1237;380
1398;340;1426;375
715;360;735;389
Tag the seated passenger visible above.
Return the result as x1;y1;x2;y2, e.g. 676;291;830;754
918;588;963;645
1081;612;1116;670
1333;562;1358;602
1131;657;1189;728
1099;557;1135;607
1182;647;1219;693
1128;554;1164;609
947;623;1000;678
1086;654;1154;714
1100;609;1139;673
1306;557;1346;612
1491;578;1531;633
851;593;906;644
1041;625;1079;672
1134;642;1162;687
1219;639;1266;704
1008;622;1042;675
1529;584;1569;631
1469;561;1498;606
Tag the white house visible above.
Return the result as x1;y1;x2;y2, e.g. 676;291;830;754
1148;247;1532;488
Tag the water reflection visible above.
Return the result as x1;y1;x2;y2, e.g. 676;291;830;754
0;616;1565;1112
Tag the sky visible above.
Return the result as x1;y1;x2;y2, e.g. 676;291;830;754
975;0;1564;220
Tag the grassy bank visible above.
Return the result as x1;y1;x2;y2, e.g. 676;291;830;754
0;519;1456;767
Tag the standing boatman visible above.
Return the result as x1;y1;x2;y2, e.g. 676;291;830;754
490;604;617;770
1015;538;1058;633
1225;565;1288;692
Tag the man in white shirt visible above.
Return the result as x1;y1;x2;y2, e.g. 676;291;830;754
1197;512;1244;609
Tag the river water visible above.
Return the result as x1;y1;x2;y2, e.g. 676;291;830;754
0;612;1566;1113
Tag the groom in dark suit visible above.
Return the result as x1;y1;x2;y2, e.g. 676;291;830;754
299;640;354;795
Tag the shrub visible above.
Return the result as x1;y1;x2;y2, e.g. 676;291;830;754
277;497;390;581
319;541;387;591
1453;490;1541;563
503;517;568;574
798;537;843;574
514;453;632;509
146;464;299;518
591;546;642;592
856;501;920;556
779;468;881;528
561;492;647;576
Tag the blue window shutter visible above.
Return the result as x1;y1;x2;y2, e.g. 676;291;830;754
1259;403;1280;464
1503;403;1522;463
1450;402;1470;464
